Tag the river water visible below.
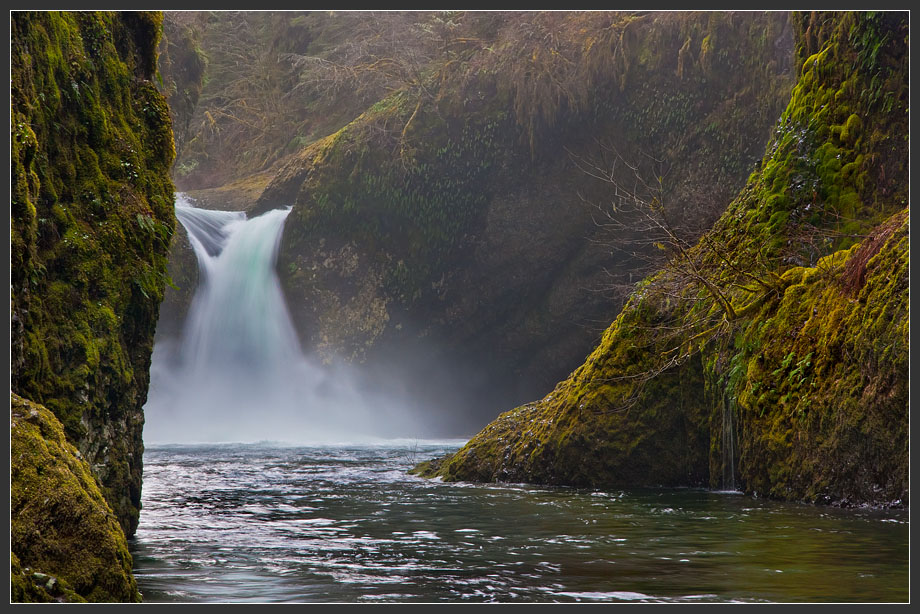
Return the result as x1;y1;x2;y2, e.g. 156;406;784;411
130;441;908;603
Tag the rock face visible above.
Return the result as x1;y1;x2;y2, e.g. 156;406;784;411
10;8;175;580
163;12;391;192
10;394;142;603
156;12;206;161
252;11;795;427
417;11;909;507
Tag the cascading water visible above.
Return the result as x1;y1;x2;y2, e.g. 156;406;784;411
144;194;393;444
720;390;737;492
176;202;300;376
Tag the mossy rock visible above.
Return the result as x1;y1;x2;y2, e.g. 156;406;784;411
735;210;909;505
417;11;909;507
421;281;712;488
255;12;795;421
10;11;176;536
10;394;141;603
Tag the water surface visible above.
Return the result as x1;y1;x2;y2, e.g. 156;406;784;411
131;442;908;603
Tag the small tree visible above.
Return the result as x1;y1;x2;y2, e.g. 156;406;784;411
570;139;786;317
566;140;788;408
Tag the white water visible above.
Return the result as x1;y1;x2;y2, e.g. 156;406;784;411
144;195;411;444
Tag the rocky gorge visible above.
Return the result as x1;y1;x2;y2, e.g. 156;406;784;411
9;10;908;603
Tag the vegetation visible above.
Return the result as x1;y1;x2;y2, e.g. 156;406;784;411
161;11;456;190
11;394;141;603
156;11;207;157
10;10;176;592
245;12;794;412
416;11;909;507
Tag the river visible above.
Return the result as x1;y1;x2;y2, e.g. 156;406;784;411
130;441;908;603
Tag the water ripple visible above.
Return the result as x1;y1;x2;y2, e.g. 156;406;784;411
132;443;909;603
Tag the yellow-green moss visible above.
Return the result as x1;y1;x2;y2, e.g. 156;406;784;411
418;11;908;507
421;285;711;487
735;210;908;504
10;394;141;603
11;551;86;603
11;11;175;536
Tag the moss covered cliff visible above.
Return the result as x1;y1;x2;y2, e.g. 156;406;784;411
244;11;795;424
10;10;176;598
11;394;141;603
416;11;909;507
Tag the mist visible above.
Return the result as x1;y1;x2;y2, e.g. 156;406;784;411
143;195;474;445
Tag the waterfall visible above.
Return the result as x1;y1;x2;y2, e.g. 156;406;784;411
721;390;736;491
144;194;390;444
175;201;301;375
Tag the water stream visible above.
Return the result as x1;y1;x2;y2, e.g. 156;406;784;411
175;201;301;375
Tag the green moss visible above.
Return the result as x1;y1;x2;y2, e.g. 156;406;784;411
417;11;908;507
11;11;175;536
294;102;508;297
840;113;862;145
11;551;86;603
10;394;141;603
422;285;711;488
735;210;907;503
